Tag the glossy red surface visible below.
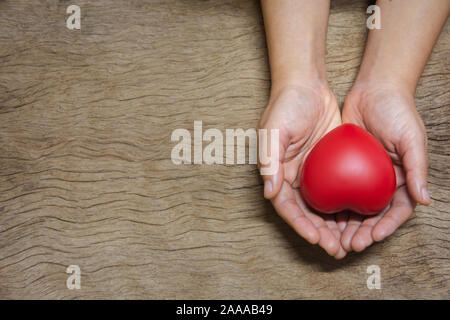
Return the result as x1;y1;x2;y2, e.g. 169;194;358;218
300;124;396;215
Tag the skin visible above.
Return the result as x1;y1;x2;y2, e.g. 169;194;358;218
341;0;450;252
259;0;347;259
259;0;449;258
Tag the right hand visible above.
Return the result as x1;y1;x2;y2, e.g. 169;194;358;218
340;82;430;252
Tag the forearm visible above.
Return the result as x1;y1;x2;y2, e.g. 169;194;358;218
261;0;330;93
356;0;449;93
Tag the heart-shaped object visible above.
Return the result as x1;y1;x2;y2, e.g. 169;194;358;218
300;124;396;215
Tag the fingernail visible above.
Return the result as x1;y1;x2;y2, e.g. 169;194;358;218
421;187;431;204
264;180;272;196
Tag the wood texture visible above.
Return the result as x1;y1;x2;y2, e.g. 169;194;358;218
0;0;448;299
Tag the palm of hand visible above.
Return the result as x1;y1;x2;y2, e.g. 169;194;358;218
259;86;347;259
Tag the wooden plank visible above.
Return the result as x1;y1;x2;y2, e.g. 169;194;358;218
0;0;448;299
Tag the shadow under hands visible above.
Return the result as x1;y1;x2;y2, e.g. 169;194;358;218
259;194;380;271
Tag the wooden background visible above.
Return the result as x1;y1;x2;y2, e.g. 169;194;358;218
0;0;448;299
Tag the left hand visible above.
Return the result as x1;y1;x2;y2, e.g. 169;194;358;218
340;82;431;252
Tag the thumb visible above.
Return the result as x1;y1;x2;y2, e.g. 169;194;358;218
399;132;430;205
262;163;284;199
258;127;286;199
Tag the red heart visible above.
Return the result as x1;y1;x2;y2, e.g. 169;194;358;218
300;124;396;215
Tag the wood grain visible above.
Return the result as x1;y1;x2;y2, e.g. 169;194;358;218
0;0;448;299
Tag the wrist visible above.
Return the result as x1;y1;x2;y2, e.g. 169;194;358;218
269;64;329;97
269;51;328;95
269;79;330;102
346;77;416;114
270;74;328;95
351;70;416;98
354;58;418;96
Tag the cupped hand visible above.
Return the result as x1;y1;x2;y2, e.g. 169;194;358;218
259;84;347;259
341;83;431;252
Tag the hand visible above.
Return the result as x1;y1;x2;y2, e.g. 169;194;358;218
340;82;431;252
259;84;347;259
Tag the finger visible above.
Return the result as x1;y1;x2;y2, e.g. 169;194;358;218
336;211;350;232
305;212;340;256
272;182;320;244
323;215;347;259
316;221;341;257
323;215;341;240
293;191;341;257
261;163;284;199
351;208;387;252
258;127;286;199
372;186;416;242
341;213;363;252
398;131;430;205
334;245;347;259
